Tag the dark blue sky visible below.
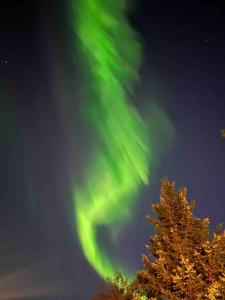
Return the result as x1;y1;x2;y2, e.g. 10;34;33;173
0;0;225;299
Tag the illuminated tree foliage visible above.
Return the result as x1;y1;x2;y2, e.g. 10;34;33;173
93;179;225;299
221;129;225;138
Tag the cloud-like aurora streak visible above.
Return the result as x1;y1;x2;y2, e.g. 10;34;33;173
72;0;150;278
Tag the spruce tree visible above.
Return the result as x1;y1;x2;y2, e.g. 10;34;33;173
93;179;225;299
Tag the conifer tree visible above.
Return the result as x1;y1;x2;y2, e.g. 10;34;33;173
92;274;129;300
93;179;225;299
136;178;225;299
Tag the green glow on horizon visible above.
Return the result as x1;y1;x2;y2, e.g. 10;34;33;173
72;0;150;278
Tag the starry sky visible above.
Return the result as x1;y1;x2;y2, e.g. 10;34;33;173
0;0;225;299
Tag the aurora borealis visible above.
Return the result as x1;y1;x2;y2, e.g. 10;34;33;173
0;0;225;299
73;0;150;278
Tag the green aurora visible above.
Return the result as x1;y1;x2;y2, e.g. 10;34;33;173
72;0;150;278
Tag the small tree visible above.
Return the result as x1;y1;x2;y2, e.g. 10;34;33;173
92;283;125;300
93;179;225;299
92;274;129;300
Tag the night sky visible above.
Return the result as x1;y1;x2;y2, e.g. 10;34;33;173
0;0;225;299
